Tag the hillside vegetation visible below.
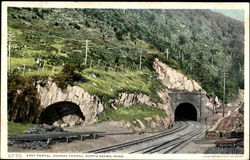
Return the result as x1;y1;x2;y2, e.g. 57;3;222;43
7;8;244;113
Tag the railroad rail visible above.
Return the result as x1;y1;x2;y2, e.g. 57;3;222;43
89;121;205;154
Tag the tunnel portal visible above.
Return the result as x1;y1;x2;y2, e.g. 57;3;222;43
39;101;85;125
175;103;197;121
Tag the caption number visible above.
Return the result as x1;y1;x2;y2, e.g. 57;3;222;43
8;153;22;159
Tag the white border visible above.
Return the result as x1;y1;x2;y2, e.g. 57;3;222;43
1;2;249;160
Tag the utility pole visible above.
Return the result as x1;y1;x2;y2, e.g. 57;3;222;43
90;59;93;68
23;65;26;76
84;39;91;66
8;36;11;75
212;92;215;120
42;61;46;72
199;92;202;122
139;51;142;70
8;32;15;75
221;72;228;117
165;48;169;59
97;59;101;67
52;64;55;75
84;40;88;65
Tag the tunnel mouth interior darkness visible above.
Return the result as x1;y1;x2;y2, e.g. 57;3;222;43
175;103;197;121
39;101;85;125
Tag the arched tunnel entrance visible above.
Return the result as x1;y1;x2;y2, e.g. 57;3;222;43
175;103;197;121
39;101;85;125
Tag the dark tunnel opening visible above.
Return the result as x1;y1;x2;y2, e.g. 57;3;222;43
175;103;197;121
39;101;85;125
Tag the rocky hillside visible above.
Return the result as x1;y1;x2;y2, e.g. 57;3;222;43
7;7;244;128
8;7;244;101
153;58;204;93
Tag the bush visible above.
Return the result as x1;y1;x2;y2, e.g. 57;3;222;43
8;73;40;123
54;63;75;89
54;63;87;89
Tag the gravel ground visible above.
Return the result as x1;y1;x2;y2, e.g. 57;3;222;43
9;121;235;154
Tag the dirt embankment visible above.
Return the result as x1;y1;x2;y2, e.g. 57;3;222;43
206;89;244;138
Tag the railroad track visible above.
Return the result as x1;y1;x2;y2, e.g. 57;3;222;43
89;121;205;154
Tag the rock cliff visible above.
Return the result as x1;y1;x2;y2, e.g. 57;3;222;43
114;93;156;107
36;78;103;125
113;91;174;132
153;58;205;93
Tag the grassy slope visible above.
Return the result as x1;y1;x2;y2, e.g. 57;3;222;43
8;122;34;136
77;68;164;102
98;104;166;123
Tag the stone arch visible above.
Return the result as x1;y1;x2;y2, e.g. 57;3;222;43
38;101;85;125
174;102;198;121
37;82;104;125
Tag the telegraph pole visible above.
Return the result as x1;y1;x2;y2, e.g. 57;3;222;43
221;72;228;117
165;48;169;59
8;32;14;75
8;36;11;75
212;92;215;119
199;92;202;122
84;39;89;65
139;51;142;70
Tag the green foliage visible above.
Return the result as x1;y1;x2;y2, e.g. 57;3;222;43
67;50;86;71
8;121;34;136
8;7;244;102
97;104;166;123
54;63;76;89
77;68;163;104
54;63;87;89
8;73;40;123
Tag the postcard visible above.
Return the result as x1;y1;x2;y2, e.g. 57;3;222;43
1;2;249;160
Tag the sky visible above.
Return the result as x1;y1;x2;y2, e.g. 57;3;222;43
212;9;244;21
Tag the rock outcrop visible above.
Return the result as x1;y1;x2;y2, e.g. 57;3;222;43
227;89;244;108
112;91;174;132
114;93;156;107
153;58;205;93
111;91;174;132
157;89;174;121
36;78;103;125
